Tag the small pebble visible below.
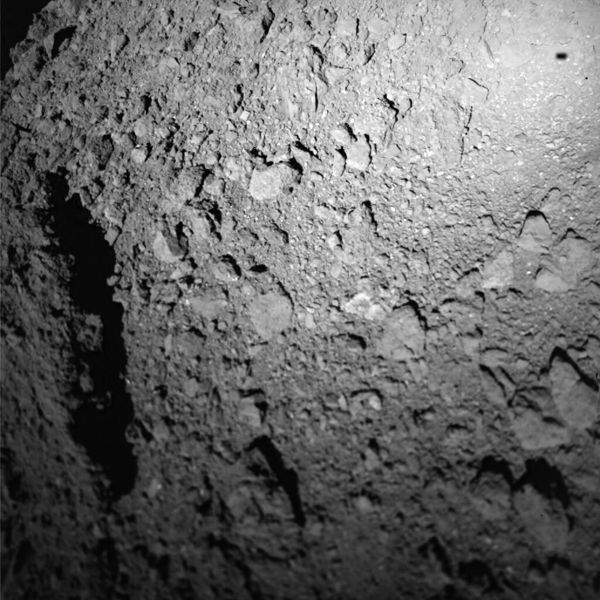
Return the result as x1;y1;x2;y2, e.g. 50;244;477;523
355;495;374;513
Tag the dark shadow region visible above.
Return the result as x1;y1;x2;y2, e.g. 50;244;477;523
249;435;306;526
46;171;137;497
1;0;51;77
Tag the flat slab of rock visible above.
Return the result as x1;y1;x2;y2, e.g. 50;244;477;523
510;407;570;450
342;292;385;321
345;135;371;172
248;291;293;340
517;211;551;253
514;485;569;553
535;236;594;292
248;163;298;201
482;249;514;289
152;230;185;263
188;295;228;320
377;304;425;361
549;352;598;430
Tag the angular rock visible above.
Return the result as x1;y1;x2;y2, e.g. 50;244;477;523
377;304;425;361
367;17;389;40
480;348;510;367
203;174;225;195
479;366;508;407
163;168;203;212
517;211;552;253
471;471;511;521
89;134;114;169
342;292;385;321
189;295;228;320
182;377;201;397
387;33;406;51
460;77;489;106
535;236;594;292
248;291;293;340
481;249;514;289
534;268;570;293
131;146;148;164
238;395;263;428
510;408;570;450
349;390;382;416
152;230;184;263
212;256;241;283
248;163;299;201
188;213;212;242
330;125;352;146
336;17;357;37
345;135;371;172
514;485;569;553
549;351;598;430
331;150;346;177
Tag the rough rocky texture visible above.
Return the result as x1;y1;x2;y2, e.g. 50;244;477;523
1;1;600;599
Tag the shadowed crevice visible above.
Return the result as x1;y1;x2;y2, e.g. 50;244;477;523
46;171;137;497
248;435;305;527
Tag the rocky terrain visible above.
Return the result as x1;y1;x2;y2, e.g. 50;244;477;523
1;0;600;598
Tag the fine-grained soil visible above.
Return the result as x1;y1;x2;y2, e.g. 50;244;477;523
2;1;600;599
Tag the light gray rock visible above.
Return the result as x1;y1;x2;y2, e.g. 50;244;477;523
518;211;552;252
248;291;293;340
248;163;298;200
345;135;371;171
482;249;514;289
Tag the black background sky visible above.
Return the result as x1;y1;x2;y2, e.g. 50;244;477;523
1;0;50;77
